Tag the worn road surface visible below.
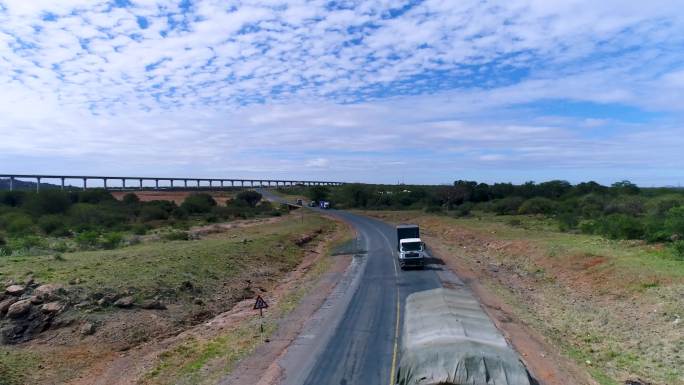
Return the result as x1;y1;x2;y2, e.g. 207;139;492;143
258;191;520;385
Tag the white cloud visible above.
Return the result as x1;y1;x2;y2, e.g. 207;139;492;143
0;0;682;184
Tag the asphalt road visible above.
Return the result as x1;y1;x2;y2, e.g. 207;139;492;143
257;191;495;385
301;210;443;385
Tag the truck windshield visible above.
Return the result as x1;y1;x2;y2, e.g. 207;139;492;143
402;242;422;251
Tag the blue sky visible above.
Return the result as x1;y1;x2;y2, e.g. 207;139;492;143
1;0;683;186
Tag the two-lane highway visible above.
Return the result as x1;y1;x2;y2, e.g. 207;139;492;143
292;210;444;385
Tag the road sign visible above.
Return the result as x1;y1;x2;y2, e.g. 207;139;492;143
254;295;269;310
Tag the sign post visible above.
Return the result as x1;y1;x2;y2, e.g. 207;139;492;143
253;295;269;333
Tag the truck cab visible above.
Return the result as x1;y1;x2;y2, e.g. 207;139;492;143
396;225;426;269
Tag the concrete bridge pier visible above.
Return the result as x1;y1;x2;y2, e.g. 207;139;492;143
36;177;41;192
82;178;87;191
103;178;108;189
170;179;174;188
61;178;65;190
122;179;126;189
139;179;143;190
184;179;188;188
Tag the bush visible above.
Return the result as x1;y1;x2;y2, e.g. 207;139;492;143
171;207;189;220
0;213;34;235
595;214;644;240
163;230;189;241
557;213;579;232
38;215;68;236
131;223;150;235
0;191;26;207
672;241;684;260
122;193;140;204
603;196;645;216
580;220;602;234
180;193;217;214
491;197;525;215
139;205;169;221
77;189;115;204
235;190;262;208
23;190;72;216
75;230;100;249
100;232;123;249
518;197;557;215
665;206;684;239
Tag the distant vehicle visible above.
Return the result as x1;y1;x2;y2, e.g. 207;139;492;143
296;199;303;206
396;224;425;269
319;200;330;209
396;288;532;385
308;200;317;207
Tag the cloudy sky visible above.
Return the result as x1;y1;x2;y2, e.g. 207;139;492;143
1;0;683;185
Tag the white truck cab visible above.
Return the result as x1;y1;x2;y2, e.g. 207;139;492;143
399;238;426;268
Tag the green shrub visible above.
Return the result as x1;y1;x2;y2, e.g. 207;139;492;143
163;230;189;241
75;230;100;249
672;241;684;261
122;193;140;204
100;232;123;249
235;190;263;207
518;197;557;215
452;202;473;217
603;196;645;216
1;213;34;235
38;215;68;236
77;189;115;204
595;214;644;240
491;197;525;215
23;190;72;216
131;223;150;235
665;206;684;239
180;193;216;214
171;207;189;220
16;235;45;251
0;191;26;207
579;220;598;234
139;205;169;221
507;218;523;227
557;213;579;232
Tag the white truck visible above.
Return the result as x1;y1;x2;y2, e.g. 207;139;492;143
396;224;426;269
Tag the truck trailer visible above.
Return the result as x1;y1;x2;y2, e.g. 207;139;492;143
396;224;426;269
396;288;533;385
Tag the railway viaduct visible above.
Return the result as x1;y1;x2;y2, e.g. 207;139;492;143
0;174;344;192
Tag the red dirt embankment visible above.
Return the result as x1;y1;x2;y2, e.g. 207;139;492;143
111;190;235;204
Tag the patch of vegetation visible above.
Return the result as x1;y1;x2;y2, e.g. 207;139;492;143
297;180;684;247
0;189;285;256
0;348;39;385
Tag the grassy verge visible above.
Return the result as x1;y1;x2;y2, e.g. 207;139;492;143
0;212;340;385
364;210;684;385
141;217;355;385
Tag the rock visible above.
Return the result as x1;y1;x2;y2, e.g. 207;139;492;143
5;285;24;296
41;302;62;314
114;296;135;308
0;298;18;315
29;296;43;305
7;300;32;318
193;297;204;305
80;322;96;336
140;300;166;310
33;284;64;302
97;293;118;306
